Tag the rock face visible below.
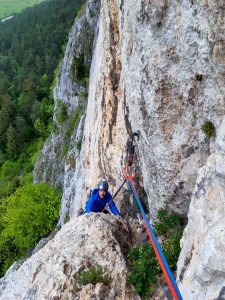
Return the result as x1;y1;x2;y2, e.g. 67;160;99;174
67;0;130;220
0;214;139;300
34;0;223;221
31;0;225;298
34;0;100;191
54;0;225;222
177;118;225;300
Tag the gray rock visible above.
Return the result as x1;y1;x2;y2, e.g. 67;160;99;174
67;0;225;223
31;238;48;255
32;0;225;298
0;214;139;300
177;117;225;299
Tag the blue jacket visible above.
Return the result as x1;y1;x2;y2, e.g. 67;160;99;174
85;188;120;215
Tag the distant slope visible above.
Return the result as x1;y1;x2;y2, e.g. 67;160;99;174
0;0;45;20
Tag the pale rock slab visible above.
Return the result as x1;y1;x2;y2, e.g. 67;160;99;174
0;214;139;300
177;118;225;300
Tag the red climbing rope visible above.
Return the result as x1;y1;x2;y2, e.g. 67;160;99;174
124;131;183;300
127;176;182;300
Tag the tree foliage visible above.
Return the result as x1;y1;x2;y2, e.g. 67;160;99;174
201;120;216;138
0;0;86;278
6;125;18;158
0;183;61;276
0;0;85;157
78;266;111;286
128;209;183;298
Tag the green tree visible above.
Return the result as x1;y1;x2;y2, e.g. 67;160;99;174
30;100;42;123
34;118;46;138
0;72;10;95
15;116;31;144
0;183;61;275
0;0;86;159
1;183;61;250
39;74;49;97
0;95;15;150
6;125;18;159
128;245;160;298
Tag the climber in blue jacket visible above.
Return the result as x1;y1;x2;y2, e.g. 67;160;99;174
85;180;120;215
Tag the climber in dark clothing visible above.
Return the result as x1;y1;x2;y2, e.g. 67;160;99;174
85;180;120;215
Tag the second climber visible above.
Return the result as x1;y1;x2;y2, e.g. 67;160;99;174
85;180;120;215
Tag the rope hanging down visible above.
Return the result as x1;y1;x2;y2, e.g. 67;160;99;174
111;131;183;300
127;179;183;300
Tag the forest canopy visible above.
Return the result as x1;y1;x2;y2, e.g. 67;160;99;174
0;0;84;158
0;0;85;277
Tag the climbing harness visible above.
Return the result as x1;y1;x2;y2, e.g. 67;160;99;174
108;130;183;300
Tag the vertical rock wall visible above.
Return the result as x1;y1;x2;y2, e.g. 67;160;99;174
69;1;225;297
118;0;225;216
34;0;101;222
177;118;225;300
70;0;225;218
68;0;129;219
33;1;225;297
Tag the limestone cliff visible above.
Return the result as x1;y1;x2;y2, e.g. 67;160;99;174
25;0;225;299
177;118;225;300
37;0;225;223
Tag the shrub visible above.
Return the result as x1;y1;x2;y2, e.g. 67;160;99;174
21;173;33;185
71;54;85;82
79;88;88;98
77;3;86;18
128;245;160;298
89;9;95;18
0;183;61;276
0;160;21;198
26;138;44;169
0;236;19;277
153;209;181;237
62;145;69;157
56;99;67;125
162;231;182;271
34;118;46;138
128;209;183;298
0;150;5;166
84;64;91;78
1;160;20;179
76;140;82;151
201;120;216;138
50;66;60;98
65;109;82;139
71;55;90;88
0;138;44;199
64;213;70;224
78;265;111;286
